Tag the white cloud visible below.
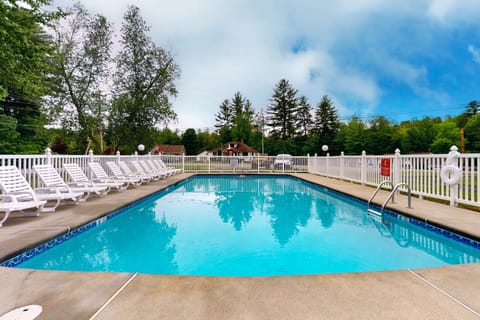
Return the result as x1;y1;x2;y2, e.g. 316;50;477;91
468;45;480;65
51;0;479;129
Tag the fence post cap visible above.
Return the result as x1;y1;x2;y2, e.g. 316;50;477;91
395;148;400;155
450;145;459;152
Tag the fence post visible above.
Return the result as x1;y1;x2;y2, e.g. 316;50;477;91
182;153;185;172
326;152;330;176
361;151;366;185
340;151;344;179
393;148;401;186
442;145;461;207
116;150;121;163
45;147;52;165
307;154;310;173
208;154;211;173
88;149;94;163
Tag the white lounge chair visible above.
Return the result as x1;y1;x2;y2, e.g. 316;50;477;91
88;162;131;190
1;165;82;214
118;161;152;184
150;159;177;176
63;163;123;193
105;161;142;186
33;164;106;201
146;159;173;177
134;160;166;180
156;158;182;175
0;194;46;227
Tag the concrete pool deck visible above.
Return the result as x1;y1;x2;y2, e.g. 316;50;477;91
0;173;479;319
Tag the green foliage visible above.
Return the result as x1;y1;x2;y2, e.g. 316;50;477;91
182;128;198;155
267;79;299;140
296;96;313;137
364;116;397;154
46;2;113;154
334;117;367;155
464;114;480;152
0;115;19;153
110;5;180;153
311;95;341;154
0;0;60;101
215;92;254;144
430;121;460;154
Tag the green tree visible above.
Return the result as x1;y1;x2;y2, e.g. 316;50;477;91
196;129;220;152
464;113;480;152
0;0;60;100
110;5;180;153
296;96;313;138
0;115;19;153
215;92;254;144
400;117;440;153
47;3;113;154
430;120;461;154
215;99;234;143
365;116;397;154
311;95;341;154
266;79;299;140
334;116;367;155
182;128;198;155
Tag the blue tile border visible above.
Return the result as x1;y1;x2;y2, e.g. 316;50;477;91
297;176;480;251
0;178;190;268
1;174;479;268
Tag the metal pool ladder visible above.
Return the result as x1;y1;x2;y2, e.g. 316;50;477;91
368;181;412;215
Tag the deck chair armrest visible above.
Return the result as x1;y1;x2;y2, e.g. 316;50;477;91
35;186;69;194
68;182;94;188
6;191;37;202
0;194;17;203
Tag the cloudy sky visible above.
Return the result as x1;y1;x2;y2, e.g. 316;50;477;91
53;0;480;131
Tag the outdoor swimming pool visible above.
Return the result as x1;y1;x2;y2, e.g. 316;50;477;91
10;175;480;276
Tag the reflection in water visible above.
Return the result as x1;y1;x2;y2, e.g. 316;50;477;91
21;200;179;273
373;213;480;264
188;176;319;245
18;175;480;275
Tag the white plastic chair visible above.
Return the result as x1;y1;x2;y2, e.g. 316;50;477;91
105;162;142;186
1;165;82;215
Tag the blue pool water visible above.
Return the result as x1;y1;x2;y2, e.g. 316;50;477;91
15;175;480;276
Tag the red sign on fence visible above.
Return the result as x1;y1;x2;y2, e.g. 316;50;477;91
381;158;390;176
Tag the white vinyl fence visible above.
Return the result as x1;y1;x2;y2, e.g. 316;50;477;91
308;146;480;208
1;146;478;208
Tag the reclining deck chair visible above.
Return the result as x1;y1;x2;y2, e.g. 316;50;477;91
118;161;152;184
105;162;142;186
33;164;107;201
155;158;182;175
131;160;166;180
63;163;124;193
1;165;82;215
88;162;130;190
0;194;47;227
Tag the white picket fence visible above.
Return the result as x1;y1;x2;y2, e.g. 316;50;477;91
308;147;480;208
1;146;478;208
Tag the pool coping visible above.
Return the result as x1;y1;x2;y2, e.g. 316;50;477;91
1;172;480;319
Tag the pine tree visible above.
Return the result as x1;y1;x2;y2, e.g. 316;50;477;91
312;95;340;137
266;79;299;140
296;96;313;137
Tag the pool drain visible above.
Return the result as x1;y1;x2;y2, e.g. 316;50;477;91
0;305;42;320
